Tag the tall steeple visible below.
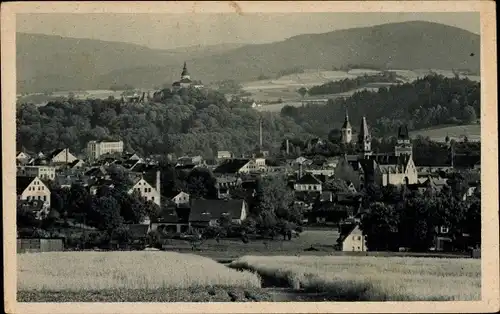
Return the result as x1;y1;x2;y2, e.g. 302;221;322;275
340;108;352;144
357;116;372;158
181;61;190;80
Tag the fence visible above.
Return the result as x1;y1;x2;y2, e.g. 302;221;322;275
17;238;64;253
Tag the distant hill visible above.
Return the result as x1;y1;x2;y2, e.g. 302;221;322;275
17;21;480;93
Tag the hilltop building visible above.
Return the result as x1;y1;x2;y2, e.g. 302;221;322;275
172;62;204;90
340;110;352;144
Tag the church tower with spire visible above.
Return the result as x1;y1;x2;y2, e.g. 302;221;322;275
181;61;190;80
357;116;372;158
172;61;194;90
340;109;352;144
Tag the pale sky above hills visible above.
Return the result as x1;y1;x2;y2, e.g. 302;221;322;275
17;12;479;50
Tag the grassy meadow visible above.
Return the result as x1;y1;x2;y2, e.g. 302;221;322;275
409;124;481;142
18;251;268;302
229;255;481;301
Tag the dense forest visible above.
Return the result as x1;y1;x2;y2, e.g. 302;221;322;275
16;87;309;158
281;75;480;138
306;72;402;96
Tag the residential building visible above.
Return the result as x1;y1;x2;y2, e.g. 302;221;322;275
86;140;124;161
189;199;248;228
172;191;190;208
16;176;51;213
16;151;31;163
217;151;233;160
294;173;322;193
213;158;254;175
48;148;78;164
68;159;85;169
337;224;367;252
176;155;204;167
128;171;161;207
150;207;190;234
17;165;56;180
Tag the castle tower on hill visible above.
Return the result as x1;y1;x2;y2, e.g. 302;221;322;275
395;125;413;157
357;116;372;158
340;109;352;144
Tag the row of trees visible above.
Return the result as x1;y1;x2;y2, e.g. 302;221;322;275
282;75;480;138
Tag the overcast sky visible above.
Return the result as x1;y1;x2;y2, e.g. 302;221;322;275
17;12;480;50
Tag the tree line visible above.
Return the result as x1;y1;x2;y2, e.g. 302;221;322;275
282;75;480;138
306;72;402;96
16;87;308;158
359;174;480;252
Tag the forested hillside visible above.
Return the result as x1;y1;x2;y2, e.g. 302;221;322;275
16;88;308;157
281;75;480;138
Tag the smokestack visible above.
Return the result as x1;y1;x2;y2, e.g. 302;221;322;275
65;148;68;165
259;118;263;151
286;139;290;155
155;169;161;213
298;163;303;179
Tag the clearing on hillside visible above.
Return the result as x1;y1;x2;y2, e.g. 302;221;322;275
410;124;480;142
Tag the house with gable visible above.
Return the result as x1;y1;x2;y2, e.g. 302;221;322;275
68;159;85;169
48;148;78;164
294;173;323;193
172;191;190;208
17;176;51;214
336;223;367;252
127;170;162;209
16;151;31;164
376;154;418;186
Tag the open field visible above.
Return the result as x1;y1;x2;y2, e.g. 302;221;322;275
229;255;481;301
161;229;341;260
410;123;481;142
243;68;480;106
18;251;265;302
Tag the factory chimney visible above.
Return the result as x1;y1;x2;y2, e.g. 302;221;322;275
259;118;263;152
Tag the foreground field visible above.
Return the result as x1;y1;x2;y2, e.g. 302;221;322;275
18;251;263;301
229;255;481;301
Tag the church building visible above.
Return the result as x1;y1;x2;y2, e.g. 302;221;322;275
171;62;204;90
340;110;352;144
334;117;418;190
